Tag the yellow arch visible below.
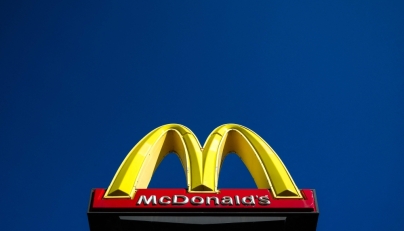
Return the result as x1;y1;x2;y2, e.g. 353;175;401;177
104;124;204;198
202;124;302;198
104;124;302;199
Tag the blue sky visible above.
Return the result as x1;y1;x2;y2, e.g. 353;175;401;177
1;1;403;230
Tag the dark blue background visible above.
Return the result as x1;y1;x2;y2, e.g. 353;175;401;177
1;1;403;230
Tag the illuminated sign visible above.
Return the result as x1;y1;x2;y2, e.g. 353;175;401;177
88;124;319;230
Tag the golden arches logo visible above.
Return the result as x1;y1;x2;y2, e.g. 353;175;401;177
105;124;302;199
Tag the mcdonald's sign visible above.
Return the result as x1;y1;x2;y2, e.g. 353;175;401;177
88;124;319;231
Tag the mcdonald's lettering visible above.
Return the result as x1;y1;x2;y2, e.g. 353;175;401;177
135;194;270;206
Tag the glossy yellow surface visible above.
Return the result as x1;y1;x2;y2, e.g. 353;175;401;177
104;124;203;198
104;124;302;199
202;124;302;198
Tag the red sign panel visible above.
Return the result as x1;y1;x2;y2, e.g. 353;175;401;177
92;189;316;211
